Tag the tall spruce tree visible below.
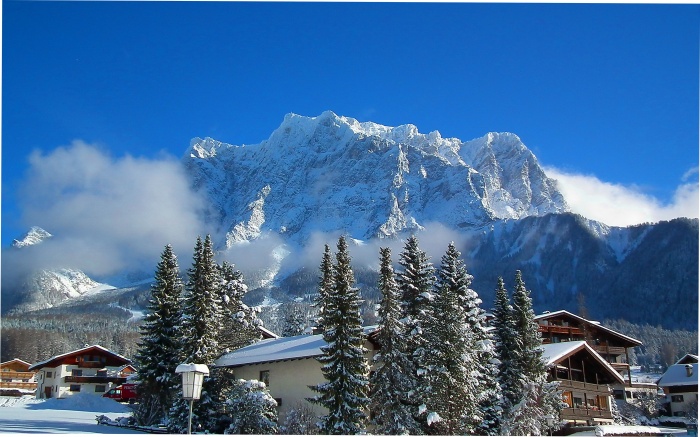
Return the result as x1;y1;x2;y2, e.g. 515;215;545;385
396;234;435;432
370;247;420;435
492;276;520;435
168;235;224;433
310;236;370;435
510;270;564;435
420;242;479;435
133;244;184;426
314;244;334;332
218;261;260;353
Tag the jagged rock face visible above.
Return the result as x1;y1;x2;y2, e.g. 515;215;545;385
12;226;52;248
183;111;569;248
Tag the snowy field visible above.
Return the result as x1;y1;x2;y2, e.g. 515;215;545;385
0;394;140;434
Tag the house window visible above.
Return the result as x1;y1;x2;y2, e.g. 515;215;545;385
71;369;83;377
2;379;11;383
69;384;81;392
97;370;107;377
95;385;106;393
46;372;52;378
573;397;583;408
671;395;684;403
259;370;270;387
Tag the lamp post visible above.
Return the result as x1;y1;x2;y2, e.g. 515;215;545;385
175;363;209;434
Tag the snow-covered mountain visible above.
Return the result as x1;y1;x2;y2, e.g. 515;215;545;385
184;111;569;248
5;227;115;313
3;112;697;331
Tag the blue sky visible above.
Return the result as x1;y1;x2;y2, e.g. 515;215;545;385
2;1;699;250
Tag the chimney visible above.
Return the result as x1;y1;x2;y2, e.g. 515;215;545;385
685;364;693;377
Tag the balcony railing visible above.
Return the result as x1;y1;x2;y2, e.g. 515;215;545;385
78;361;106;369
561;407;613;421
538;325;585;336
64;376;126;384
1;372;36;379
558;380;612;396
0;382;37;389
591;345;627;356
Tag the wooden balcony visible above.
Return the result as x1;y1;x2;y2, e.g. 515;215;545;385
591;345;627;356
0;381;37;390
561;407;613;422
558;380;612;396
78;361;106;369
1;372;36;380
64;376;126;384
538;325;584;336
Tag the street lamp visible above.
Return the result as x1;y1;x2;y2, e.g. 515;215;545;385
175;363;209;434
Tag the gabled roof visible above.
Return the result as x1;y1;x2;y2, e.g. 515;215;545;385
215;326;377;368
0;358;32;368
535;310;642;346
28;345;131;371
259;326;279;339
657;363;699;387
540;341;626;385
675;354;698;365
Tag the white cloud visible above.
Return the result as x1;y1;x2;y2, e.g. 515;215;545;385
15;141;209;277
545;166;699;227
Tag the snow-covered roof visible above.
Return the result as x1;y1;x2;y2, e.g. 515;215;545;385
540;341;625;385
675;354;698;365
215;326;377;368
535;310;642;346
0;358;32;368
28;344;131;371
215;334;326;367
258;326;279;339
657;363;698;387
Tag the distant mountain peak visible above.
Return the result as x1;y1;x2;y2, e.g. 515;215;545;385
12;226;53;248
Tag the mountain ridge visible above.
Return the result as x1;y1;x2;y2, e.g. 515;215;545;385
2;112;697;331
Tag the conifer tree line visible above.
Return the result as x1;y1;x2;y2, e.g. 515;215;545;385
132;234;564;434
311;235;565;435
133;235;274;433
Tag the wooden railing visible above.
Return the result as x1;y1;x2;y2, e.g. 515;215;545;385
561;407;613;421
538;325;584;336
1;371;36;379
558;380;612;396
0;381;37;389
64;376;126;384
591;345;626;356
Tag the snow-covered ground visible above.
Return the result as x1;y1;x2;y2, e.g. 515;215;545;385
0;394;140;434
570;424;691;436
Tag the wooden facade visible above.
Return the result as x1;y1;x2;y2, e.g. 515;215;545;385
535;310;642;386
542;341;626;425
0;359;37;393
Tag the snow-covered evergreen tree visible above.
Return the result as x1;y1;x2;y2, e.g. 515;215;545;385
492;276;520;434
441;242;502;435
509;270;564;436
281;302;308;337
223;379;278;434
396;234;435;432
168;235;224;433
279;401;320;435
310;236;370;435
133;244;184;426
419;242;480;435
313;244;334;332
370;246;420;435
218;260;260;353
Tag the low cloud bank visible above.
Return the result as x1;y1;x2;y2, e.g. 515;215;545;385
545;166;699;227
11;141;209;280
